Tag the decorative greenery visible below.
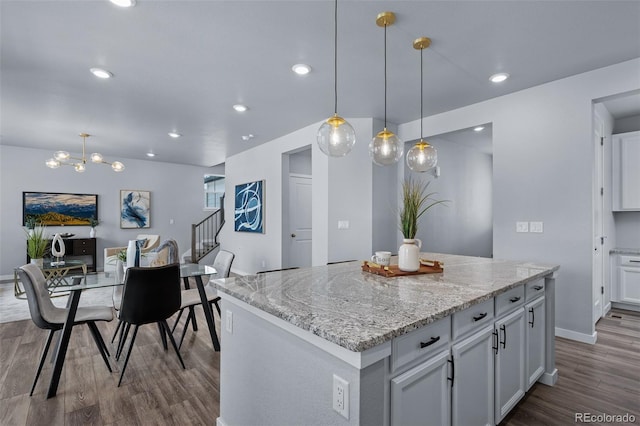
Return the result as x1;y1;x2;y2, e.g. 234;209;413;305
88;216;99;228
25;225;49;259
116;249;127;262
399;177;448;239
25;216;38;230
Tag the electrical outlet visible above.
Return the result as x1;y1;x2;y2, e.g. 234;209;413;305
226;310;233;334
516;222;529;233
338;220;349;230
333;374;349;419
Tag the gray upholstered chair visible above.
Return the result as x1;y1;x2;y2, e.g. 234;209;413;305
16;264;113;396
172;249;234;348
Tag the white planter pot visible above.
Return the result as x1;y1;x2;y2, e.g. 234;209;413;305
90;227;96;238
30;258;44;268
398;238;422;272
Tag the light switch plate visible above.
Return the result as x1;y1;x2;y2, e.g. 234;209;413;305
530;221;543;233
338;220;349;230
516;222;529;233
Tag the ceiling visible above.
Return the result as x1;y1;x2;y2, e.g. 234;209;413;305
2;1;639;169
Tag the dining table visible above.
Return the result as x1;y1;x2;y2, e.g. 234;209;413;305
46;263;218;399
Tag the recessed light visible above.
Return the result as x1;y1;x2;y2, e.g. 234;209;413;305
233;104;248;112
168;132;182;138
473;126;485;132
292;64;311;75
109;0;136;7
146;152;156;158
489;73;509;83
90;68;113;79
242;134;255;141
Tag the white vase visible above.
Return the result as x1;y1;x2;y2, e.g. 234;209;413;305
90;227;96;238
115;260;125;284
398;238;422;272
30;258;44;268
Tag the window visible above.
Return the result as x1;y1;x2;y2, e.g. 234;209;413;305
204;175;225;210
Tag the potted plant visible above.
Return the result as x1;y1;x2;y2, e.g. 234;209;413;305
26;225;49;267
89;216;99;238
398;178;447;271
25;216;38;235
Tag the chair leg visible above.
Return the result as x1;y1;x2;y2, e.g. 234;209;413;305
157;322;168;350
87;322;112;373
111;319;122;344
117;325;139;387
171;308;185;333
178;310;193;350
213;297;221;316
116;322;131;361
160;320;185;370
31;329;56;396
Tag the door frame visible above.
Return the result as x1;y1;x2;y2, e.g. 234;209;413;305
592;112;606;325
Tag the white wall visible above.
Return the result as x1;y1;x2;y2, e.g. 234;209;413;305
398;58;640;340
221;118;375;275
0;145;211;277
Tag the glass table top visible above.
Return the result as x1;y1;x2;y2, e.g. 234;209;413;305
52;264;217;292
42;260;86;270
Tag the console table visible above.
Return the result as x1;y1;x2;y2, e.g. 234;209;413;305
14;260;87;298
26;237;96;273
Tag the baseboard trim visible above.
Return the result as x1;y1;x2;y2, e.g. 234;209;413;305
611;301;640;312
216;417;227;426
538;369;558;386
555;327;597;344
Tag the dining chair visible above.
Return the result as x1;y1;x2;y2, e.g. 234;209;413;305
112;239;180;348
16;264;113;396
172;249;234;348
116;264;185;387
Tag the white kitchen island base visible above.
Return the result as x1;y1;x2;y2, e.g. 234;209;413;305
215;255;559;426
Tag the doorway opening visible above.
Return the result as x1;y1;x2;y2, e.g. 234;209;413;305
282;147;312;269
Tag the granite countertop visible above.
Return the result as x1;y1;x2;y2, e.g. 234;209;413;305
215;253;559;352
610;248;640;255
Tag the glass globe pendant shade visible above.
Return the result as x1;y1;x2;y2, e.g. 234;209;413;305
54;151;70;161
90;152;103;163
74;163;86;173
45;158;61;169
369;128;403;166
406;140;438;172
111;161;125;172
317;115;356;157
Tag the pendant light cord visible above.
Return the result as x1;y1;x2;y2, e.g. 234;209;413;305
384;23;388;128
420;46;424;140
333;0;338;115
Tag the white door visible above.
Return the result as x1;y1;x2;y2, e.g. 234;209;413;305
592;115;605;323
525;296;546;390
494;308;526;424
288;175;312;268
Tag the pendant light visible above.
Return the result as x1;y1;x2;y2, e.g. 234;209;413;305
46;133;125;172
406;37;438;172
369;11;403;166
317;0;356;157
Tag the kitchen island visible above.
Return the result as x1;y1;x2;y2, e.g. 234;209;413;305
215;253;559;426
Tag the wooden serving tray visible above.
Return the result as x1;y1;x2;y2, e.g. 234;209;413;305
361;260;444;277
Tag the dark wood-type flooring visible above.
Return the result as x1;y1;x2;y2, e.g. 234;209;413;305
1;308;638;425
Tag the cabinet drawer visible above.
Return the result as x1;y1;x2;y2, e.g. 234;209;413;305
73;239;95;254
525;280;545;301
495;286;525;317
391;316;450;373
452;298;494;341
620;255;640;267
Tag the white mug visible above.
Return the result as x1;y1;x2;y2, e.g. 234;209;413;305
371;251;392;266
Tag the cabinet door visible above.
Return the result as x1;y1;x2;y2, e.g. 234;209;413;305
525;296;546;390
390;349;450;426
620;267;640;305
613;131;640;211
451;325;494;426
495;308;526;423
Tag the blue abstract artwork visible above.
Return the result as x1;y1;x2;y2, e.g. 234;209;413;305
234;180;263;233
120;190;151;228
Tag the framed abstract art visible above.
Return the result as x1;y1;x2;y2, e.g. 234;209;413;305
120;190;151;228
234;180;264;233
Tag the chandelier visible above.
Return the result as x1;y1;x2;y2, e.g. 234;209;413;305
45;133;125;173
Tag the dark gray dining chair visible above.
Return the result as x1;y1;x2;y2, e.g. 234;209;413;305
16;264;113;396
116;264;185;386
172;249;234;348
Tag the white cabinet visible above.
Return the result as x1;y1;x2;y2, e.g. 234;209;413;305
613;131;640;211
494;308;526;423
525;296;546;390
390;349;451;426
451;325;495;426
619;256;640;305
